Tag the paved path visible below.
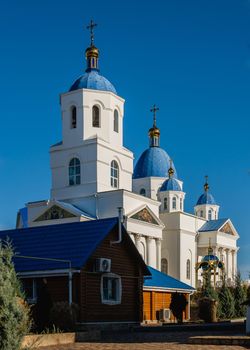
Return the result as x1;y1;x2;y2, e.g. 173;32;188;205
40;343;248;350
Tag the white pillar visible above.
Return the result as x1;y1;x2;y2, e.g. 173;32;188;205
134;234;140;250
146;237;154;267
156;238;161;271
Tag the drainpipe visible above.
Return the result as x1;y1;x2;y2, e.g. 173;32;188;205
111;207;124;244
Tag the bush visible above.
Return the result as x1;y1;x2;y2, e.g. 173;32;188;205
217;279;234;319
0;240;31;350
49;302;79;331
170;293;188;323
234;273;247;318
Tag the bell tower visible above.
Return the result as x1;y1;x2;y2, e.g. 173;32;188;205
50;22;133;201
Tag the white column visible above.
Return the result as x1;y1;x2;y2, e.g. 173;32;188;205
226;249;229;279
231;250;235;279
134;233;140;250
146;237;153;267
156;238;161;271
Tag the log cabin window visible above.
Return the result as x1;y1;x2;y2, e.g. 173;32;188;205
22;279;37;304
101;273;122;305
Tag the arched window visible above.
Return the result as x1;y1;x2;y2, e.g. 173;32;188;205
164;197;168;210
186;259;191;279
161;258;168;274
180;198;183;210
140;188;146;196
71;106;77;129
110;160;119;188
200;210;203;218
69;158;81;186
114;109;119;133
172;197;177;210
208;209;212;220
92;105;100;127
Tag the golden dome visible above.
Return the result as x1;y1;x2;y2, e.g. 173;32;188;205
148;126;160;138
85;45;99;58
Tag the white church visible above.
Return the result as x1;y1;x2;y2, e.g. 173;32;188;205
16;23;239;288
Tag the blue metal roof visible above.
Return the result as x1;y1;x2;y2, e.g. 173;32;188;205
160;177;181;192
133;147;177;179
69;70;117;94
144;266;195;291
198;218;228;232
196;192;216;205
0;218;118;272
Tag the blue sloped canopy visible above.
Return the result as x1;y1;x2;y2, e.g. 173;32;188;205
198;218;228;232
144;266;195;291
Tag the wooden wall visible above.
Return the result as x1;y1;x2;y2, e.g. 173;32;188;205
143;290;189;322
80;227;145;323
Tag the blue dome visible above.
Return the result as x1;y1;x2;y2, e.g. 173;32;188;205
160;177;182;192
202;254;219;262
69;70;117;94
196;192;216;205
133;147;177;179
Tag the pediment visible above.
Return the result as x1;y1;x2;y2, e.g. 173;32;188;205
219;222;235;236
130;207;159;225
34;205;76;222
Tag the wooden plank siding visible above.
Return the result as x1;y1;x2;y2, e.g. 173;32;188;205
143;291;189;322
80;226;145;323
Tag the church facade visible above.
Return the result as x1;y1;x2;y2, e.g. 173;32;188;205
16;24;239;288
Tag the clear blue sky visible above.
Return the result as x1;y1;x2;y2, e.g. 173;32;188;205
0;0;249;277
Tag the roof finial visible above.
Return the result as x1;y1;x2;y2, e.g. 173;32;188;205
168;159;174;178
85;20;99;72
204;175;209;192
150;104;159;128
86;19;97;46
148;105;160;147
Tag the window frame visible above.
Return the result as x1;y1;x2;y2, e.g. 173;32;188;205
110;160;119;188
101;273;122;305
208;209;212;220
22;278;37;304
92;105;100;128
69;158;81;186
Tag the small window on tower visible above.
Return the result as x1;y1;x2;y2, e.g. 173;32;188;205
208;209;212;220
140;188;146;196
172;197;177;210
92;105;100;127
114;109;119;132
186;259;191;279
200;210;204;218
180;198;183;210
161;258;168;274
71;106;77;129
69;158;81;186
110;160;119;188
164;197;168;210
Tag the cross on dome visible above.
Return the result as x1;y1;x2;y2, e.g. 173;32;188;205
150;104;159;128
86;19;97;46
